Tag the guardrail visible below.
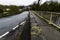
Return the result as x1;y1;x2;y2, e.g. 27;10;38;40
0;11;31;40
34;11;60;30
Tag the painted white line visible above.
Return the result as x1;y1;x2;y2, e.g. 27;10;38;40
13;25;19;30
0;31;9;38
0;21;26;39
20;21;26;25
0;25;19;38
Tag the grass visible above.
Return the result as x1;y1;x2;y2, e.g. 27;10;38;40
31;26;42;35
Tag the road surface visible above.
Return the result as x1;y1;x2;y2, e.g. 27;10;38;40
0;11;29;36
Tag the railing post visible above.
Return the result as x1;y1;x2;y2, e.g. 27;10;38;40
49;12;52;24
56;16;58;25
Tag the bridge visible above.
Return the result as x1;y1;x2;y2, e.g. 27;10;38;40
0;11;60;40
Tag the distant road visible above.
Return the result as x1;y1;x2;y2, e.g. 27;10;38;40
0;11;29;36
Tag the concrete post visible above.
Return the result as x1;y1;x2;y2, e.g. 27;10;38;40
49;12;52;24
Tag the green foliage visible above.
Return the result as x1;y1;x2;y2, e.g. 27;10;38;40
30;1;60;12
0;5;24;18
8;5;19;12
30;4;39;10
40;2;49;11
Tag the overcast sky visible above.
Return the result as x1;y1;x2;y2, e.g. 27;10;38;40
0;0;59;6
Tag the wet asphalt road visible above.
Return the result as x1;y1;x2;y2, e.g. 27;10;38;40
0;11;29;36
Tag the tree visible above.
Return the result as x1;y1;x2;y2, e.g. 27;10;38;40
38;0;40;10
40;2;49;11
0;9;3;16
8;5;19;13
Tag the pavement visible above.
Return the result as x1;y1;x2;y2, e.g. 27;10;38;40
30;11;60;40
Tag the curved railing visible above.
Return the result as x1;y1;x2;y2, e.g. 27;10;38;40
34;11;60;30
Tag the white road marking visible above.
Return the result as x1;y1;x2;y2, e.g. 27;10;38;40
0;21;26;39
0;31;9;38
13;21;26;30
20;21;26;25
13;25;19;30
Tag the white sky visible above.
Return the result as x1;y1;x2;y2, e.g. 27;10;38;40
0;0;37;6
41;0;46;4
0;0;59;6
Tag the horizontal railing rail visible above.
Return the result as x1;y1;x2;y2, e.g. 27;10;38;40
40;11;60;14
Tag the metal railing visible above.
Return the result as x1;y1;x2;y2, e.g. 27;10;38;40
34;11;60;29
0;12;31;40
